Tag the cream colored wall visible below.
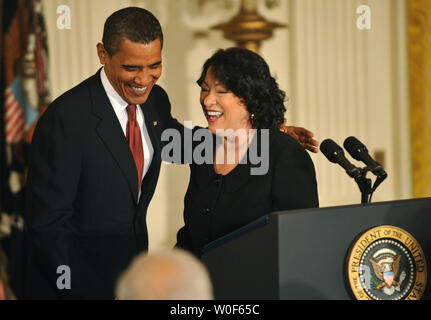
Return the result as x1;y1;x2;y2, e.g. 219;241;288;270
288;0;411;207
42;0;410;251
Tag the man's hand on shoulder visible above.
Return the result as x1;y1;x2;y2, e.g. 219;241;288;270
279;119;319;153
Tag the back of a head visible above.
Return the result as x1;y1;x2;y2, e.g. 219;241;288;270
116;249;213;300
102;7;163;56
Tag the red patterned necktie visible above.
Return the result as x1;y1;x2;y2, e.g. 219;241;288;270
126;104;144;193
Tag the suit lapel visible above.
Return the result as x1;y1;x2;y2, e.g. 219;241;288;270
89;70;139;203
141;101;161;171
137;95;162;207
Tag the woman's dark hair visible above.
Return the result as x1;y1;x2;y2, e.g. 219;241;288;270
197;47;287;129
102;7;163;56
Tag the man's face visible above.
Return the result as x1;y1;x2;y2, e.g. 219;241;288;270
97;38;162;105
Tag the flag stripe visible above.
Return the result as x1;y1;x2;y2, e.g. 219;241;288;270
5;89;13;99
5;91;15;107
5;104;25;144
10;120;26;142
5;100;20;120
7;118;25;144
6;121;25;143
6;111;24;137
5;106;22;129
4;87;26;144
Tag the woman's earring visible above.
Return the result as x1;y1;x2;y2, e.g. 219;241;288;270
250;113;255;127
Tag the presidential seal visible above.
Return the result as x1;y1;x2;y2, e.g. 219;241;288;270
346;226;427;300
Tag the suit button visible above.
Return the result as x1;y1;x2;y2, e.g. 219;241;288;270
202;208;210;215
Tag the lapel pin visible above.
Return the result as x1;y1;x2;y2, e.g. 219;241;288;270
153;121;158;126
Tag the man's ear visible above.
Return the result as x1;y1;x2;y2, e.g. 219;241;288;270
97;43;108;64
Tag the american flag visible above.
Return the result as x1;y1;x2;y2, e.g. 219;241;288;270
4;87;25;144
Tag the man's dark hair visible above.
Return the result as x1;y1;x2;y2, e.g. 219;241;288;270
197;47;287;129
102;7;163;56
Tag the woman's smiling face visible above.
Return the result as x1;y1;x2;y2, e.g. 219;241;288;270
200;66;251;136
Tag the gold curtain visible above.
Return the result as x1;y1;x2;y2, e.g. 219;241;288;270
408;0;431;197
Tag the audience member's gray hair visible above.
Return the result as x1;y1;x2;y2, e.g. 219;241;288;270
115;249;213;300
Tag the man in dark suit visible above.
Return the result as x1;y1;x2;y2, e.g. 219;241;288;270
25;7;318;299
25;7;185;299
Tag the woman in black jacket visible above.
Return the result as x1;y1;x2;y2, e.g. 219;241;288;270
176;47;319;257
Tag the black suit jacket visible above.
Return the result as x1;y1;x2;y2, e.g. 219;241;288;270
176;127;319;257
25;70;183;299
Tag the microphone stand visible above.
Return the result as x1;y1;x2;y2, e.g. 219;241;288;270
353;168;373;204
353;166;387;204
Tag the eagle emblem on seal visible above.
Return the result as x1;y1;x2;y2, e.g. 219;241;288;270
369;248;406;296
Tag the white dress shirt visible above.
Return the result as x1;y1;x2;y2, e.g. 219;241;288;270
100;68;154;199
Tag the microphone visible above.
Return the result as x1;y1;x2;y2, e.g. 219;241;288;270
320;139;362;179
343;136;387;178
